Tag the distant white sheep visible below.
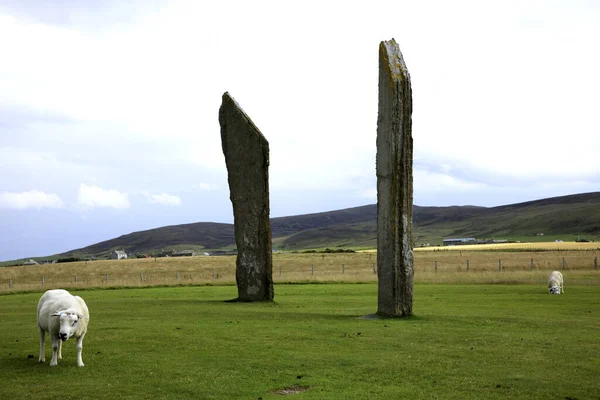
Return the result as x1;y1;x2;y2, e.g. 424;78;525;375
548;271;564;295
37;289;90;367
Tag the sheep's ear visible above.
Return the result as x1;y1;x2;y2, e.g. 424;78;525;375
76;312;86;319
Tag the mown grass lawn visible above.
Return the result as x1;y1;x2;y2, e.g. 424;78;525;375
1;284;598;399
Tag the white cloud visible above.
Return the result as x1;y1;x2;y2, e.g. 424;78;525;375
415;169;489;196
147;193;181;206
77;183;129;209
0;190;64;210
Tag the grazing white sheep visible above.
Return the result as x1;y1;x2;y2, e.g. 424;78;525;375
37;289;90;367
548;271;564;295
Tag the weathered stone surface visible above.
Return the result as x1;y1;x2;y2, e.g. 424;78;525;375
376;39;414;317
219;92;274;301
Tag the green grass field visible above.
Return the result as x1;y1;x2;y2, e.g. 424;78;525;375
1;284;599;399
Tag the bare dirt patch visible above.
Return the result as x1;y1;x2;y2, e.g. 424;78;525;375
268;385;310;395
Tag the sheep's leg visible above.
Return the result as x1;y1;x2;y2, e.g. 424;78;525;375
50;335;59;366
58;339;62;359
76;333;85;367
38;326;45;363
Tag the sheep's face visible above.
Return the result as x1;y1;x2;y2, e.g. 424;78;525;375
548;286;561;295
52;311;84;341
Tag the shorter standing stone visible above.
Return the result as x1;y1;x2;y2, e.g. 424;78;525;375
219;92;274;302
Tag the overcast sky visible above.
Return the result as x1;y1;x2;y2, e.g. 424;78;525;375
1;0;599;260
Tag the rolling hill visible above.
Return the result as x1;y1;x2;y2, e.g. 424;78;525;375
55;192;600;259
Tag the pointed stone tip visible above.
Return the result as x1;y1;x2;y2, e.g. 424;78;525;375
380;38;400;55
221;91;241;111
379;38;409;80
221;91;244;113
219;92;269;145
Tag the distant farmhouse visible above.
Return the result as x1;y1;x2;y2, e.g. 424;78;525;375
443;238;477;246
159;249;197;257
111;250;128;260
443;237;509;246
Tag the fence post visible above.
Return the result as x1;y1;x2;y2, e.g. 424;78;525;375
212;269;215;280
595;256;598;270
531;258;534;270
42;276;45;287
312;264;314;275
342;264;345;274
466;260;470;272
372;263;376;275
9;279;12;289
75;275;77;284
435;261;438;272
140;272;143;282
105;274;108;283
498;259;502;272
176;271;179;280
562;257;566;270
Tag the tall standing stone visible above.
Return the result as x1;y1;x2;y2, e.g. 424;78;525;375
376;39;414;317
219;92;274;302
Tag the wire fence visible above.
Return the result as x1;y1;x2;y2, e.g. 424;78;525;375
418;254;599;273
1;253;598;293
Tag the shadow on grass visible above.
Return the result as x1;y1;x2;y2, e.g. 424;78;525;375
165;298;282;306
358;313;426;321
0;353;76;373
0;355;34;372
150;296;439;323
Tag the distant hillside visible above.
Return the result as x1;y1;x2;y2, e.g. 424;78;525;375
71;222;236;259
49;192;600;260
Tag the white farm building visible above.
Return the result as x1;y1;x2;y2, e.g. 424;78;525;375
111;250;128;260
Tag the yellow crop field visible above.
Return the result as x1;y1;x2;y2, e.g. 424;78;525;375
415;241;599;252
1;248;599;293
